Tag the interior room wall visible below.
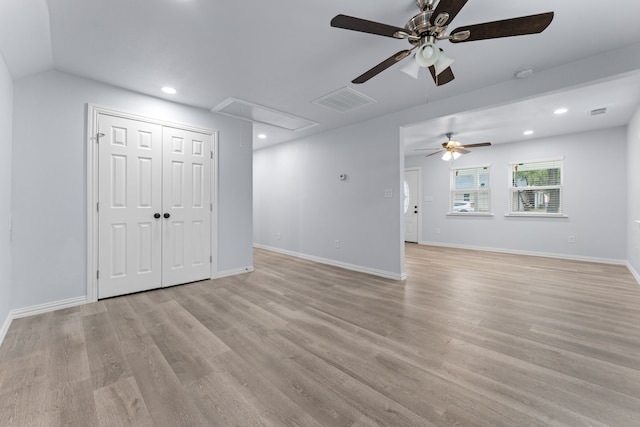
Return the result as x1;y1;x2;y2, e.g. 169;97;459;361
11;69;253;310
0;53;13;332
405;127;627;262
254;118;404;279
628;104;640;279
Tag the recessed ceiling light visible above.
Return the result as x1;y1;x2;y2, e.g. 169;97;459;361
523;130;534;136
257;134;267;139
161;86;177;94
554;108;568;115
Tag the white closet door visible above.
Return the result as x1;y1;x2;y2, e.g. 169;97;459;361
97;114;163;299
161;127;211;287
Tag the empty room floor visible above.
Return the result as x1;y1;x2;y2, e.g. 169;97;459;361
1;244;640;426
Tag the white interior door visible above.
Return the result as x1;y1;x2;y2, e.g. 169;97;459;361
404;169;419;243
161;127;211;287
97;114;163;299
97;114;212;298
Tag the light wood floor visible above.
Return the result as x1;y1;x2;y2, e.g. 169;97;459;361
1;244;640;426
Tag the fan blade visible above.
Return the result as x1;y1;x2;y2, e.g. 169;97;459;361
331;14;411;39
455;148;471;154
352;50;412;84
450;12;554;43
460;142;491;148
425;149;445;157
431;0;469;26
429;66;455;86
414;147;443;151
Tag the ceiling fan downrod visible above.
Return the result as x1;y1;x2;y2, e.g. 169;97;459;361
416;0;435;12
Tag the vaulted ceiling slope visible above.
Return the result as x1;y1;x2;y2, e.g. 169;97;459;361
2;0;640;148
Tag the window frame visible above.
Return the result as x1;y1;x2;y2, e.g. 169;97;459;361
448;164;492;216
507;157;566;217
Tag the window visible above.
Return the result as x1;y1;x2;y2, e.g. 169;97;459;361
449;165;490;214
509;159;563;215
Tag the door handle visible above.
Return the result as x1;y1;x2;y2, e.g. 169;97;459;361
154;213;161;219
164;213;170;219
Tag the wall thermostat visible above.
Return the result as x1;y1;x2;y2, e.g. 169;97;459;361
339;173;347;181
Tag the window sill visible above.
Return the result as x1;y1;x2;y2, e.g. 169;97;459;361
447;213;494;217
504;213;568;218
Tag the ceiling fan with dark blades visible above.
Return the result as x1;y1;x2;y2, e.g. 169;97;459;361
416;133;491;160
330;0;554;85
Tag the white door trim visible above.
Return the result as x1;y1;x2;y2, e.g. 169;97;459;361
86;104;218;302
404;167;421;243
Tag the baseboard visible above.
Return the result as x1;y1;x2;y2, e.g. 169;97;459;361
626;261;640;286
0;311;11;350
11;296;88;320
254;244;406;281
214;266;255;279
0;296;88;349
419;241;627;266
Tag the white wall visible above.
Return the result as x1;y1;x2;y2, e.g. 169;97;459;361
11;70;253;309
254;118;404;278
406;127;627;261
0;53;13;328
252;43;640;280
628;104;640;278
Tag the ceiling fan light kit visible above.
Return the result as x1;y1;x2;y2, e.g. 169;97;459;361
401;58;422;79
416;42;440;67
330;0;554;85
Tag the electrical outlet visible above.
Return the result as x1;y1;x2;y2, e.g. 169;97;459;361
436;228;441;234
334;240;340;248
276;232;281;240
568;236;576;244
384;189;392;198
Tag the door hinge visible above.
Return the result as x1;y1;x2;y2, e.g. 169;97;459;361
210;151;213;159
210;203;213;212
210;255;212;263
96;202;99;212
97;270;99;279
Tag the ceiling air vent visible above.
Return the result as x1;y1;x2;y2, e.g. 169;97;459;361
211;98;318;131
312;87;376;113
589;107;607;116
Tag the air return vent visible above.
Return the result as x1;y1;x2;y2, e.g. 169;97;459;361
589;107;607;116
211;98;318;131
312;87;376;113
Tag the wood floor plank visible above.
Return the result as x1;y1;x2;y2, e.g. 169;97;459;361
215;326;364;426
93;376;153;427
125;346;208;426
0;378;58;426
48;309;91;390
1;244;640;426
199;350;325;427
53;378;99;426
82;312;132;389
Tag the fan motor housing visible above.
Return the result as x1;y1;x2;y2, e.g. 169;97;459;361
406;11;432;36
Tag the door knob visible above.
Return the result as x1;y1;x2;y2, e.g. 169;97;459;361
164;213;170;219
154;213;161;219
